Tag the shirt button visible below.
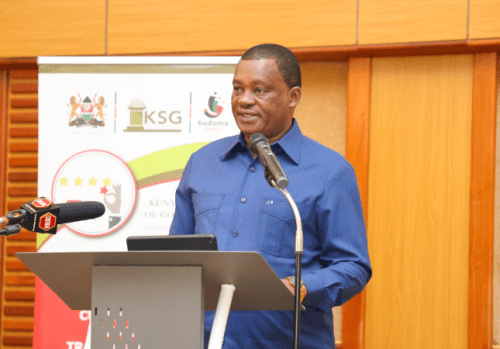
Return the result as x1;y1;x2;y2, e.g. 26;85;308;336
232;231;238;237
250;167;256;172
222;340;226;345
240;197;246;203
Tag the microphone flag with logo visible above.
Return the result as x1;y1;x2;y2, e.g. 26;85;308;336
19;198;60;234
0;197;106;235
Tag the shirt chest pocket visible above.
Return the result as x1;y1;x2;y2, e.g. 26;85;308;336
258;198;303;257
192;193;225;235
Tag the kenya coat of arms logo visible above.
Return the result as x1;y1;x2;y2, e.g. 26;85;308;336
68;93;107;127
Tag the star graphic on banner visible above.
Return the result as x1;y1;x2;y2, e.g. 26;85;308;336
103;177;112;186
59;177;68;186
100;186;109;195
74;177;83;186
89;177;97;186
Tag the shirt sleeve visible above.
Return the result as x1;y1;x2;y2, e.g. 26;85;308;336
301;162;372;312
169;155;195;236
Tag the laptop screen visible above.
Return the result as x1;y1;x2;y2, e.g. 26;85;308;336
126;234;218;251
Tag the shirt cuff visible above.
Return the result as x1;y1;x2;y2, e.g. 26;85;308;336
300;273;325;309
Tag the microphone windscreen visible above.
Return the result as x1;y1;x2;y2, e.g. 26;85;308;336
249;132;268;149
57;201;106;224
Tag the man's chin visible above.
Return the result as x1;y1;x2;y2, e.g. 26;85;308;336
235;119;264;136
240;126;264;137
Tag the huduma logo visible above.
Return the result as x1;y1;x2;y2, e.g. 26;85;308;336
204;93;223;118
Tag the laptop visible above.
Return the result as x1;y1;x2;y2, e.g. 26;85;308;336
126;234;218;251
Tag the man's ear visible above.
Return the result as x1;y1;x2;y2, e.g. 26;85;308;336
289;86;302;108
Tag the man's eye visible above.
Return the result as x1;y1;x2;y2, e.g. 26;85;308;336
233;86;242;92
255;88;265;93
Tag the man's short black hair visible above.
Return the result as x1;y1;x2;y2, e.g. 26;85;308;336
241;44;301;89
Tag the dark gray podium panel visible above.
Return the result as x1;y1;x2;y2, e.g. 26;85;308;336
91;266;203;349
17;251;294;311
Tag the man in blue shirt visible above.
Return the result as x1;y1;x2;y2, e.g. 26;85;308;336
170;44;371;348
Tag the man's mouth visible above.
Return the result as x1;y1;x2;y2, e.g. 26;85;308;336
239;113;259;119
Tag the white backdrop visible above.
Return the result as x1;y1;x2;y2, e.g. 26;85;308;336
35;56;240;349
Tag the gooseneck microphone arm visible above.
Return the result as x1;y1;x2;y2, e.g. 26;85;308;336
271;181;303;349
250;132;303;349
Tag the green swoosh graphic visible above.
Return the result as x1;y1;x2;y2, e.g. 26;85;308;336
128;142;209;187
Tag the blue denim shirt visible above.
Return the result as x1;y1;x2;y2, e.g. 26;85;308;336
170;120;372;348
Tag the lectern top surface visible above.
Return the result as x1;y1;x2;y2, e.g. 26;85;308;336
17;251;295;311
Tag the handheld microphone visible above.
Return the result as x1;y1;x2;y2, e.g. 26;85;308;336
249;133;289;189
0;197;105;235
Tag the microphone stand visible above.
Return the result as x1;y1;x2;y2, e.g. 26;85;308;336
271;180;303;349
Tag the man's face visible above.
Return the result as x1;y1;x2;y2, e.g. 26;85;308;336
231;58;301;145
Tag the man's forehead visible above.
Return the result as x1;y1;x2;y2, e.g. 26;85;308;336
235;57;277;69
233;58;283;83
232;74;270;84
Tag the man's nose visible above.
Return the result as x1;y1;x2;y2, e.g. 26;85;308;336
239;90;256;106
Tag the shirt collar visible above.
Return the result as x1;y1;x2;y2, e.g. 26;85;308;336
220;119;303;165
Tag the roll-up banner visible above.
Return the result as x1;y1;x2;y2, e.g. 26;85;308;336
36;56;240;349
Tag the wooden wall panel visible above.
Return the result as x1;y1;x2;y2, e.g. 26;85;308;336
295;62;348;156
294;61;349;346
469;52;497;349
470;0;500;40
358;0;468;45
107;0;356;55
366;55;473;349
1;69;39;349
0;0;105;58
343;57;371;349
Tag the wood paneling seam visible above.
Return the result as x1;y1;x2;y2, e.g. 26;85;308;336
467;0;470;40
0;67;9;343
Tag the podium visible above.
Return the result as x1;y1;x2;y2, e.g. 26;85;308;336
17;251;295;348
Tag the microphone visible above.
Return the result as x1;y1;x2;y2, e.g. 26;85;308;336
0;197;105;235
249;133;289;189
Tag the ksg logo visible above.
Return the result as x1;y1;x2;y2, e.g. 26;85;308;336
124;98;182;133
143;110;181;125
